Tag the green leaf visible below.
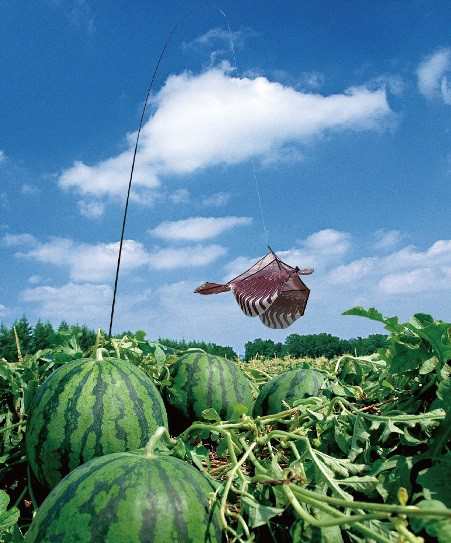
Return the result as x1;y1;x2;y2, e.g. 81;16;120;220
410;500;451;543
343;307;401;333
0;490;19;533
337;475;378;494
418;453;451;507
153;345;166;364
419;356;439;375
380;420;404;443
241;496;284;528
201;408;221;422
349;415;370;461
437;378;451;412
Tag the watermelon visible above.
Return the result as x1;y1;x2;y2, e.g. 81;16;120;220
25;452;222;543
253;368;326;416
25;357;168;489
166;351;253;423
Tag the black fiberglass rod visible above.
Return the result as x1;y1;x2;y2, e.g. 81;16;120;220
108;22;181;338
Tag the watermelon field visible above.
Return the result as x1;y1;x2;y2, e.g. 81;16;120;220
1;306;450;542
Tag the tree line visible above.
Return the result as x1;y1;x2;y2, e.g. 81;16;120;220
244;333;387;360
0;317;387;362
0;317;237;362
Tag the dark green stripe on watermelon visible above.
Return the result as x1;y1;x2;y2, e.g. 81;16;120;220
25;357;168;489
253;368;326;416
166;352;253;423
25;453;222;543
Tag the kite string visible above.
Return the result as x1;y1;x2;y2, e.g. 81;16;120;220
252;161;270;247
219;8;270;249
108;20;182;338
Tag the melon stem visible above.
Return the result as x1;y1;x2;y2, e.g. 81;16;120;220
144;427;175;459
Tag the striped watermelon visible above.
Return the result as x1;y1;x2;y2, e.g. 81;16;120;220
166;351;253;423
253;368;326;416
25;357;168;489
25;452;222;543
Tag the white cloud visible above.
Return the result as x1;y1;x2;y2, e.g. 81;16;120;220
2;233;37;247
28;275;43;285
378;268;442;295
303;229;351;256
373;229;403;250
298;71;325;90
149;216;252;241
224;228;350;280
18;238;149;282
260;145;304;167
185;27;256;51
417;48;451;103
20;184;40;196
148;244;226;270
0;150;6;163
13;234;227;282
22;282;111;322
169;189;190;204
17;230;451;350
78;200;105;219
0;304;7;318
59;152;160;198
202;192;231;207
366;74;405;97
328;239;451;296
58;66;391;200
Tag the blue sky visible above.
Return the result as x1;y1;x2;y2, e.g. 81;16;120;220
1;0;451;351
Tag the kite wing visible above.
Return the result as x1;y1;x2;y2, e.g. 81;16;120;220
194;249;313;329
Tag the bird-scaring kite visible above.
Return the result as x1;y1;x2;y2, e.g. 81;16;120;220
194;248;313;329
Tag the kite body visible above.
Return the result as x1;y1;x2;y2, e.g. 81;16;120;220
195;249;313;329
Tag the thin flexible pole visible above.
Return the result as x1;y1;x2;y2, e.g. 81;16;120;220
108;22;181;338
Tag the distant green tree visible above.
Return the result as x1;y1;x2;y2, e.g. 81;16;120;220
244;339;283;361
0;323;16;361
159;338;237;359
283;333;349;358
347;334;387;355
58;321;69;332
77;325;96;351
31;320;56;352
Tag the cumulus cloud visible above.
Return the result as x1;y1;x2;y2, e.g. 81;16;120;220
224;228;350;280
28;275;43;285
328;239;451;296
202;192;231;207
78;200;105;219
17;229;451;349
2;233;37;247
303;228;351;256
149;216;252;241
169;189;190;204
22;283;111;322
17;238;148;282
0;150;6;163
373;229;404;250
12;235;227;282
148;244;226;269
417;48;451;104
58;66;391;203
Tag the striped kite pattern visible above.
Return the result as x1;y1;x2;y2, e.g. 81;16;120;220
195;249;313;329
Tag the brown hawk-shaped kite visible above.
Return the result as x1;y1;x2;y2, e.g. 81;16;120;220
194;248;313;329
